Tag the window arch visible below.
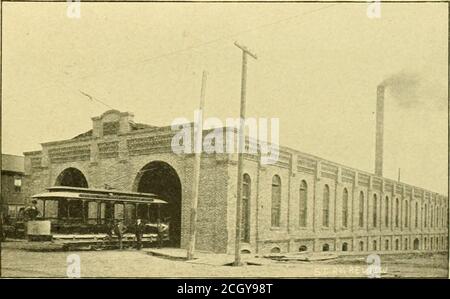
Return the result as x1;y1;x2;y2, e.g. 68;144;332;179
342;188;349;228
299;180;307;227
359;192;365;228
404;200;409;228
373;194;378;228
413;238;419;250
299;245;308;252
359;241;364;251
322;185;330;227
271;175;281;227
435;206;439;227
415;202;419;228
241;174;251;242
430;205;434;228
342;242;348;252
384;196;389;227
395;198;400;227
322;243;330;252
424;204;428;228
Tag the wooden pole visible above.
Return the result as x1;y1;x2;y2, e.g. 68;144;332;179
187;71;208;260
233;42;257;266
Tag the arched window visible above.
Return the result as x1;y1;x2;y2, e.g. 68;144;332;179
342;242;348;252
404;200;409;228
342;188;348;228
424;204;428;228
299;180;307;227
322;243;330;252
373;240;377;251
435;206;439;227
404;238;408;250
385;239;389;250
322;185;330;227
395;239;399;250
395;198;400;227
299;245;308;252
359;192;365;228
241;174;251;242
373;194;378;228
384;196;389;227
415;202;419;228
359;241;364;251
430;205;434;228
271;175;281;227
413;238;419;250
424;237;428;250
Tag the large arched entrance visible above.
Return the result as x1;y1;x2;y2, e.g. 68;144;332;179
133;161;182;247
55;167;88;187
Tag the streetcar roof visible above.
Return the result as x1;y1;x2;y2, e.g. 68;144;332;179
32;186;168;204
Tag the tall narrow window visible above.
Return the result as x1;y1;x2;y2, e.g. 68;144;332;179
424;204;428;228
384;196;389;227
242;174;251;242
405;200;409;228
395;198;399;227
373;194;378;228
271;175;281;227
322;185;330;227
342;188;348;228
14;177;22;193
359;192;364;228
415;202;419;228
430;205;433;228
299;180;307;227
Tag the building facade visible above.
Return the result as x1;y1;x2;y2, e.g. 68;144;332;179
1;154;25;218
23;110;448;254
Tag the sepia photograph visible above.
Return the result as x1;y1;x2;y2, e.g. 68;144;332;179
0;0;448;281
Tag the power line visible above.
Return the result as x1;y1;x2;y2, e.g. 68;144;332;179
79;90;115;110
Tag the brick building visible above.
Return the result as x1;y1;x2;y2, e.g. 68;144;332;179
23;110;448;254
1;154;25;218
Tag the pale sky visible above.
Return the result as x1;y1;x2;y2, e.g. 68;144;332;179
2;2;448;194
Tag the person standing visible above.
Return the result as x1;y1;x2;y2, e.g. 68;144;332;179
134;219;145;250
24;200;40;221
113;220;126;250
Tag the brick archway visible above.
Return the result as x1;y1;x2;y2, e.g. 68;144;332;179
133;161;182;247
55;167;88;187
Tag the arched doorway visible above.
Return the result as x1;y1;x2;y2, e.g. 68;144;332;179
55;167;88;187
133;161;182;247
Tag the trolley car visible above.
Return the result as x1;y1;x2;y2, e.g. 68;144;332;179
19;186;169;250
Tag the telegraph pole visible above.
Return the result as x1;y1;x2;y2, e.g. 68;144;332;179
187;71;208;260
233;42;257;266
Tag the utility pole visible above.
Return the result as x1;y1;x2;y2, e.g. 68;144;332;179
187;71;208;260
233;42;257;266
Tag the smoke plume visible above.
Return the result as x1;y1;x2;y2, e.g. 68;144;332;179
379;70;446;109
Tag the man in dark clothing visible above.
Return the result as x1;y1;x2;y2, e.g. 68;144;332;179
24;200;40;221
113;220;126;250
135;219;145;250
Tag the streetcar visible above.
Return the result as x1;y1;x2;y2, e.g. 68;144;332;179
9;186;170;250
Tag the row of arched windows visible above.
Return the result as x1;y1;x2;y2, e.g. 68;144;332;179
264;174;447;231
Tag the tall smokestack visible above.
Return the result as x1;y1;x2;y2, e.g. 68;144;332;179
375;85;384;177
